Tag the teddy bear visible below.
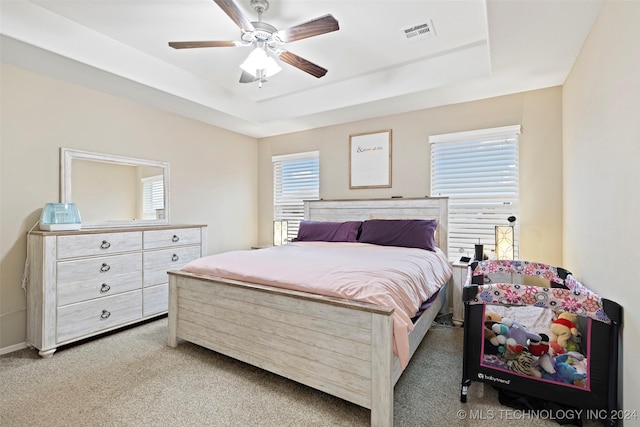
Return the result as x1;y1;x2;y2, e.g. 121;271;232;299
550;312;579;348
483;311;502;354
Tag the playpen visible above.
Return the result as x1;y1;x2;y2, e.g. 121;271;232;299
460;260;622;426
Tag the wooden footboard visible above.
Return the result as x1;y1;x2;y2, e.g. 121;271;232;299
168;271;396;427
168;197;450;426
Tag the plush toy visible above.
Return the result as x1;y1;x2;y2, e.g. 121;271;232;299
540;353;587;384
485;312;502;327
550;312;579;348
566;332;582;353
503;318;542;344
508;350;542;378
492;317;541;355
528;333;550;357
555;354;587;384
549;341;565;356
538;353;556;374
571;357;589;387
539;351;584;375
483;311;502;355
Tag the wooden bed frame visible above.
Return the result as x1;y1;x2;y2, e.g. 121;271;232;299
168;198;449;427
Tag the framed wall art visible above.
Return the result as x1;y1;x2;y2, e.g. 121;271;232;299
349;130;392;189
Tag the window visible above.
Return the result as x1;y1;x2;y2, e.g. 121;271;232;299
430;125;520;261
141;175;165;220
273;151;320;242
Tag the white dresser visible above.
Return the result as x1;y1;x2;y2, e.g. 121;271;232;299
26;224;207;357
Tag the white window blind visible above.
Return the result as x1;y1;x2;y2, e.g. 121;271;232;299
430;125;520;261
273;151;320;242
142;175;164;220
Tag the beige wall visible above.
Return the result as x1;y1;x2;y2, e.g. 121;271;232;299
0;64;258;350
0;65;566;356
563;0;639;413
258;87;564;265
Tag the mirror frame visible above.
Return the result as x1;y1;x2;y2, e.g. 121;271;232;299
60;148;170;228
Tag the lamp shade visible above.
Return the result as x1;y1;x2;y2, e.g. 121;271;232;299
240;47;282;78
495;225;514;260
273;220;288;246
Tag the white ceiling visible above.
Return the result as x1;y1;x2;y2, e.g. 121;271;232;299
1;0;604;138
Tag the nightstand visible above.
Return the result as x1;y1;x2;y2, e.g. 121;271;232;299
451;262;469;327
452;261;523;326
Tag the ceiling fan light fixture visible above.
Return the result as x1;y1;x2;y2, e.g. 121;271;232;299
240;47;282;78
169;0;339;83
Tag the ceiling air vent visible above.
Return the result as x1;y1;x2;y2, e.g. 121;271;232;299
400;20;435;43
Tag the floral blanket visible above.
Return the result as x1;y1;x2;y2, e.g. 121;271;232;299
465;260;611;324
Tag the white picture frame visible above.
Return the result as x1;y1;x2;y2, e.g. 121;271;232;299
349;130;392;189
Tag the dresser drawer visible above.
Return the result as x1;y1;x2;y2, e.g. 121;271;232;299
143;283;168;317
143;228;201;250
143;246;201;287
57;232;142;259
57;253;142;306
57;290;142;343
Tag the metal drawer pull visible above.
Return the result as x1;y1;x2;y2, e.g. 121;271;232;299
100;283;111;294
172;235;179;242
100;240;111;250
100;263;111;273
100;310;111;320
171;254;179;262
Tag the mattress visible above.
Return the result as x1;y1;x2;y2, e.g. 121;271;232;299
181;241;453;368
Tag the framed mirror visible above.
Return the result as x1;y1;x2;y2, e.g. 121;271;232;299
60;148;170;228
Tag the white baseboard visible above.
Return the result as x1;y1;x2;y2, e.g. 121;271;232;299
0;342;29;356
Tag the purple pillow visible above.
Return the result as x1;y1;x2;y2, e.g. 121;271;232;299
358;219;437;251
294;221;362;242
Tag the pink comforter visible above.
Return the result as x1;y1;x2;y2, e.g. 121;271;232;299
181;241;452;368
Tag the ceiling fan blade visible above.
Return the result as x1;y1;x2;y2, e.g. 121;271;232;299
213;0;255;33
277;51;328;78
169;41;239;49
276;14;339;43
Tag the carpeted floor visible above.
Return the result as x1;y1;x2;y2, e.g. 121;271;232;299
0;317;602;426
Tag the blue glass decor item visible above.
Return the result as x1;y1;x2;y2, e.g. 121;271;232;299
39;203;82;231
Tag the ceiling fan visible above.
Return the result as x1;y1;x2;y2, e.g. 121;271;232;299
169;0;340;87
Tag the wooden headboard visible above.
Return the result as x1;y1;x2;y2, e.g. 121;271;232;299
304;197;449;256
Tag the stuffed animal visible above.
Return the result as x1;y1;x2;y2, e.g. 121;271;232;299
540;353;587;384
566;332;582;353
508;350;542;378
485;311;502;330
571;357;589;387
555;354;587;384
502;317;542;344
549;341;565;356
492;317;541;355
550;312;579;348
528;333;550;357
538;351;584;375
483;311;502;354
538;353;556;374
